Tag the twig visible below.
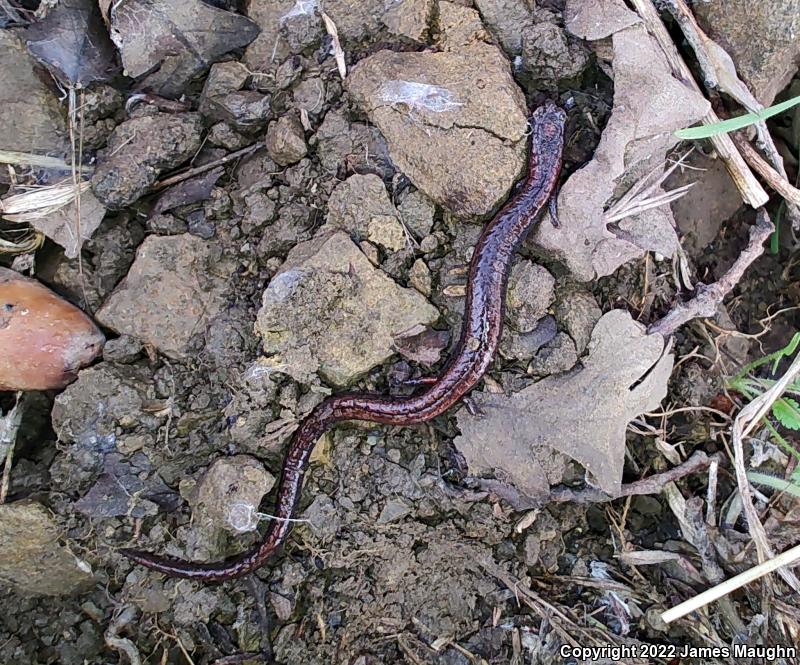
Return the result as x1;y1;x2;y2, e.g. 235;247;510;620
475;451;715;509
151;143;260;191
731;134;800;207
628;0;769;208
662;542;800;623
648;209;774;337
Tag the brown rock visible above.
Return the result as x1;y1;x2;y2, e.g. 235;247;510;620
0;501;93;596
96;234;230;359
0;268;104;391
265;113;308;166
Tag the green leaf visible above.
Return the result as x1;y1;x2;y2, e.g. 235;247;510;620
747;470;800;498
675;94;800;140
773;397;800;430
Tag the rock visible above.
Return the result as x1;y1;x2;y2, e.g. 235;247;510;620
188;456;276;534
382;0;434;41
695;0;800;104
347;47;528;217
377;497;412;524
201;61;249;99
301;494;341;544
203;91;272;128
0;30;66;154
265;113;308;165
368;215;407;251
292;76;326;120
499;314;557;361
0;501;93;596
326;174;400;240
555;286;602;356
0;269;104;391
409;258;432;297
316;107;394;179
436;1;491;52
397;188;436;238
528;332;578;378
325;0;384;42
96;234;231;359
255;200;312;258
92;112;204;208
506;262;556;333
255;230;439;386
102;335;143;363
474;0;587;84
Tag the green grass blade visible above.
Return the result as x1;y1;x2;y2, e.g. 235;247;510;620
747;470;800;498
676;94;800;140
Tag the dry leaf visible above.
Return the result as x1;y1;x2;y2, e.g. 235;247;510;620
535;10;709;281
28;188;106;258
454;310;674;498
26;0;118;86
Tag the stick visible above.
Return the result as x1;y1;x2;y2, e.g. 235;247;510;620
151;143;260;191
661;542;800;623
628;0;769;208
648;209;774;337
732;134;800;207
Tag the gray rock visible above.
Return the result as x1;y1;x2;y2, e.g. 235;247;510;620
102;335;143;363
377;497;412;524
188;456;276;534
92;112;204;208
347;46;528;217
409;258;432;297
203;90;272;128
555;285;602;355
202;61;249;98
506;261;556;333
97;234;232;359
316;107;394;179
528;332;578;378
255;230;439;386
499;314;558;361
302;494;341;544
265;113;307;166
0;501;93;596
398;188;436;238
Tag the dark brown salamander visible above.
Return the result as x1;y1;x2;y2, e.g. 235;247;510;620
122;101;566;581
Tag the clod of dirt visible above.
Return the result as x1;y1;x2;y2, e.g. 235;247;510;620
325;0;385;42
255;230;439;386
499;313;557;361
96;234;232;359
397;188;435;238
200;61;272;130
0;500;93;596
347;45;528;217
91;112;204;209
265;113;308;166
506;261;555;333
326;174;400;241
456;310;674;497
0;268;104;391
408;258;432;296
109;0;260;98
476;0;588;85
535;12;709;280
243;0;314;76
382;0;434;41
187;456;276;534
29;189;106;258
527;331;578;378
695;0;800;104
25;0;118;87
0;30;66;154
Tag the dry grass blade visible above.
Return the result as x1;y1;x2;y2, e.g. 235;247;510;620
0;150;92;173
1;180;92;221
321;11;346;79
730;351;800;592
0;227;45;255
662;543;800;623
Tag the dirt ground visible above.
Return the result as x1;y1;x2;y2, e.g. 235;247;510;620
1;1;800;664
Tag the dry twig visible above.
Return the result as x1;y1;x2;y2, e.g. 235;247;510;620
731;134;800;208
648;209;774;337
628;0;768;208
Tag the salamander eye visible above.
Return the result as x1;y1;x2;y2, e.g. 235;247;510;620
3;303;13;311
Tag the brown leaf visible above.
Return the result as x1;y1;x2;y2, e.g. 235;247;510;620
455;310;674;498
395;328;449;366
152;167;223;215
